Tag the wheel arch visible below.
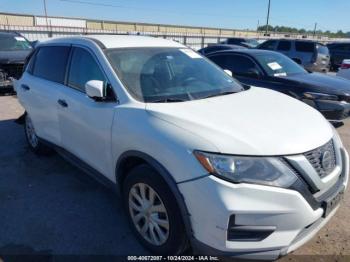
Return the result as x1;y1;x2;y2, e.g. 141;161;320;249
115;150;194;240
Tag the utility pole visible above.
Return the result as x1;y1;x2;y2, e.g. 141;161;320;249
313;22;317;38
265;0;271;35
43;0;49;30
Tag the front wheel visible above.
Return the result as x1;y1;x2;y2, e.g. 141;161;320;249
24;114;54;155
123;164;189;254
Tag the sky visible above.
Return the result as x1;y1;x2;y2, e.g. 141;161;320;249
0;0;349;32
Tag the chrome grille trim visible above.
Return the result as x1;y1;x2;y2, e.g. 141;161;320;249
304;140;336;178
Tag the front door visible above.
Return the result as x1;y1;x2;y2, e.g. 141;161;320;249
57;46;116;177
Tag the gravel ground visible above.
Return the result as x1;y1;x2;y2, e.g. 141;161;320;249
0;95;349;261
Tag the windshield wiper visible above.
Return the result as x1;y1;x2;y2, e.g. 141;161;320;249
203;91;237;99
150;98;187;103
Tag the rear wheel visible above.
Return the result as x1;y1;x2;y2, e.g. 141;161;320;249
24;114;54;155
123;164;189;254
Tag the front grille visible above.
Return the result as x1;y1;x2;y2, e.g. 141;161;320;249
304;140;336;178
0;63;24;80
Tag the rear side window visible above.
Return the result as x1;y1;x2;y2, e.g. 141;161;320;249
209;54;227;68
68;48;106;92
258;40;277;50
316;44;329;55
331;44;350;51
33;46;70;84
295;42;315;53
227;38;243;45
277;41;291;51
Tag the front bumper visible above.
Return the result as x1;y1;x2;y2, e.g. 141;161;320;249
178;147;349;260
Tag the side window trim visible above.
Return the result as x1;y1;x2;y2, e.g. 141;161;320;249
25;48;38;75
32;44;72;84
67;46;108;93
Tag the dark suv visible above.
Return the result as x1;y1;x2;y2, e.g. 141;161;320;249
327;42;350;71
0;32;33;94
258;39;330;73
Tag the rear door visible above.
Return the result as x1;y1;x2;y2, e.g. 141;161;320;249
17;45;71;146
57;46;116;176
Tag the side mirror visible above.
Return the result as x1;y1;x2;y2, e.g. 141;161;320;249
224;69;233;77
85;80;105;100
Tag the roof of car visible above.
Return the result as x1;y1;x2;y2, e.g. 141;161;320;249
38;34;186;49
207;48;277;56
0;31;21;37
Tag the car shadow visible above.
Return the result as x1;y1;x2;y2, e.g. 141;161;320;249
0;118;147;256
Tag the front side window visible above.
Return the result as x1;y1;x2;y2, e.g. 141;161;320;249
0;34;32;51
277;41;291;51
68;48;106;92
223;55;260;76
258;40;277;50
105;48;244;102
33;46;70;84
255;52;306;77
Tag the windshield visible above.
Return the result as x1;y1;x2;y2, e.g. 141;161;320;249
255;52;307;77
245;39;259;47
0;35;32;51
105;47;244;102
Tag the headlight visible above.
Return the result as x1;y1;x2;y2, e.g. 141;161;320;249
303;92;338;101
194;151;298;188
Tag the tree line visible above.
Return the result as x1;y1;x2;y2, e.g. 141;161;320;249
257;25;350;38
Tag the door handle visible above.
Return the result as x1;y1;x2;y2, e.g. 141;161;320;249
21;84;30;91
57;99;68;108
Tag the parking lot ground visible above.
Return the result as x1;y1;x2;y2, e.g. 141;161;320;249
0;95;349;260
0;95;147;258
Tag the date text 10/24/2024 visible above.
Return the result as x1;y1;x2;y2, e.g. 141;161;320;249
127;256;220;261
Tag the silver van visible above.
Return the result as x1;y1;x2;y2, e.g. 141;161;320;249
258;39;330;73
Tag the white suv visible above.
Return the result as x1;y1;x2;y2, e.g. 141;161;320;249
15;35;348;259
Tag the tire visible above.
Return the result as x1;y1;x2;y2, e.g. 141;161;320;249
123;164;189;255
24;114;54;155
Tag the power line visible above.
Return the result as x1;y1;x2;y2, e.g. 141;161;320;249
59;0;261;20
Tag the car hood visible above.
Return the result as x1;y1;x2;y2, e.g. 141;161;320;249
146;87;333;156
284;72;350;95
0;50;31;64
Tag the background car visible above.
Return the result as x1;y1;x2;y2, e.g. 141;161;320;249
337;59;350;80
220;37;259;48
197;44;246;55
327;42;350;71
206;49;350;121
257;39;330;73
0;32;33;94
